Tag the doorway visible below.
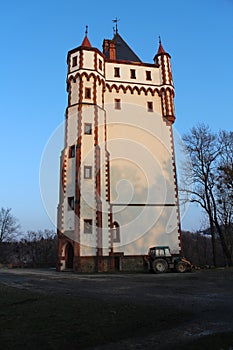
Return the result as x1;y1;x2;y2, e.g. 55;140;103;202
65;243;74;269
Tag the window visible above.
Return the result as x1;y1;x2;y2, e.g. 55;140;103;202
112;222;120;242
84;219;92;234
84;123;92;135
115;99;121;110
69;145;75;158
146;71;152;80
130;69;136;79
84;166;92;179
68;197;74;210
114;67;120;77
99;59;102;70
72;56;77;67
147;101;153;112
85;87;91;99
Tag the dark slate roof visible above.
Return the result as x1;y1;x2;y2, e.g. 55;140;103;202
107;33;141;62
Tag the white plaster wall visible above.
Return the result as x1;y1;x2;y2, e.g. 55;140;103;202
96;81;103;108
96;54;104;76
66;158;76;196
64;199;75;231
104;99;179;256
105;62;160;86
80;245;97;256
70;79;79;105
69;51;80;73
67;108;77;146
83;51;94;70
112;206;179;255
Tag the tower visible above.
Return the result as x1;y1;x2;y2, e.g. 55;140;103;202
57;29;181;272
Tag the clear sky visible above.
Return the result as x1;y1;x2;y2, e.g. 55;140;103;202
0;0;232;233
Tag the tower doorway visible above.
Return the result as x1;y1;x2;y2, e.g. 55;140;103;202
65;243;74;269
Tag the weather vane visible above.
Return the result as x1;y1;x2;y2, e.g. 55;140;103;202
112;17;119;34
85;25;88;36
158;35;161;45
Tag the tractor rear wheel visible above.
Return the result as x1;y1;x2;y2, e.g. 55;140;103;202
176;261;188;273
153;259;168;273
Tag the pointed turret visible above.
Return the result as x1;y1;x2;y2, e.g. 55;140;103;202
157;39;165;55
81;25;92;47
154;37;175;124
81;35;91;47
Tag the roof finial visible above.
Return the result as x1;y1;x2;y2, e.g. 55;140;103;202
112;17;119;34
85;25;88;37
159;35;161;45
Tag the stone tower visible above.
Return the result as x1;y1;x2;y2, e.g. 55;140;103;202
57;29;181;272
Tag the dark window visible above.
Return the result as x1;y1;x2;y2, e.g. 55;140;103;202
115;99;121;110
85;87;91;99
114;67;120;77
146;71;152;80
99;59;102;70
112;222;120;242
84;123;92;135
130;69;136;79
84;166;92;179
69;145;75;158
68;197;74;210
147;101;153;112
84;219;92;234
72;56;77;67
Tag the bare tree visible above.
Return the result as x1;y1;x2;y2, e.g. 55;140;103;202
214;131;233;264
181;125;233;266
0;208;20;242
181;124;220;266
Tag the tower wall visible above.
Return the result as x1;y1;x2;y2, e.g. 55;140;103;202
57;33;181;272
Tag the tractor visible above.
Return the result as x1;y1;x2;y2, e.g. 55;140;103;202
145;246;192;273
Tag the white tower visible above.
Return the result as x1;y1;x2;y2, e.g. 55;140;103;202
57;29;181;272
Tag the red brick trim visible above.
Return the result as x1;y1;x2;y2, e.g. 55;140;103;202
169;125;182;253
105;83;160;96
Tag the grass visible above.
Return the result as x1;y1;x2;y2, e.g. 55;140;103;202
0;284;189;349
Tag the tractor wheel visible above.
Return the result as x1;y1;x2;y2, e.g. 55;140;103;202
153;259;168;273
176;261;188;273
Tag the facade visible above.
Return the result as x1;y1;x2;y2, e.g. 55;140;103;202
57;29;181;272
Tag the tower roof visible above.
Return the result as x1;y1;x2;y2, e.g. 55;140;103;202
157;36;167;55
154;37;171;62
81;35;91;47
104;32;141;62
157;41;165;54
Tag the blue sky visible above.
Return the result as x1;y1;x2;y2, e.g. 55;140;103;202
0;0;232;233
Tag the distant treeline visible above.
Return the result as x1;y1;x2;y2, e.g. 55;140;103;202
0;229;230;269
182;230;228;267
0;230;57;268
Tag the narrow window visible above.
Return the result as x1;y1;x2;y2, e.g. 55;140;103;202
72;56;77;67
85;87;91;99
68;197;74;210
99;59;102;70
146;71;152;80
115;99;121;110
130;69;136;79
147;101;153;112
114;67;120;77
112;222;120;242
84;123;92;135
84;219;92;234
69;145;75;158
84;166;92;179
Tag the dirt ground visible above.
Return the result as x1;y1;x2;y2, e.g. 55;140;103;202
0;267;232;349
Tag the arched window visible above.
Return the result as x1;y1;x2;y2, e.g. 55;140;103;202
112;221;120;243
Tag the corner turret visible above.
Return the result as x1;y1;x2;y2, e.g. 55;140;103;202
154;37;175;124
